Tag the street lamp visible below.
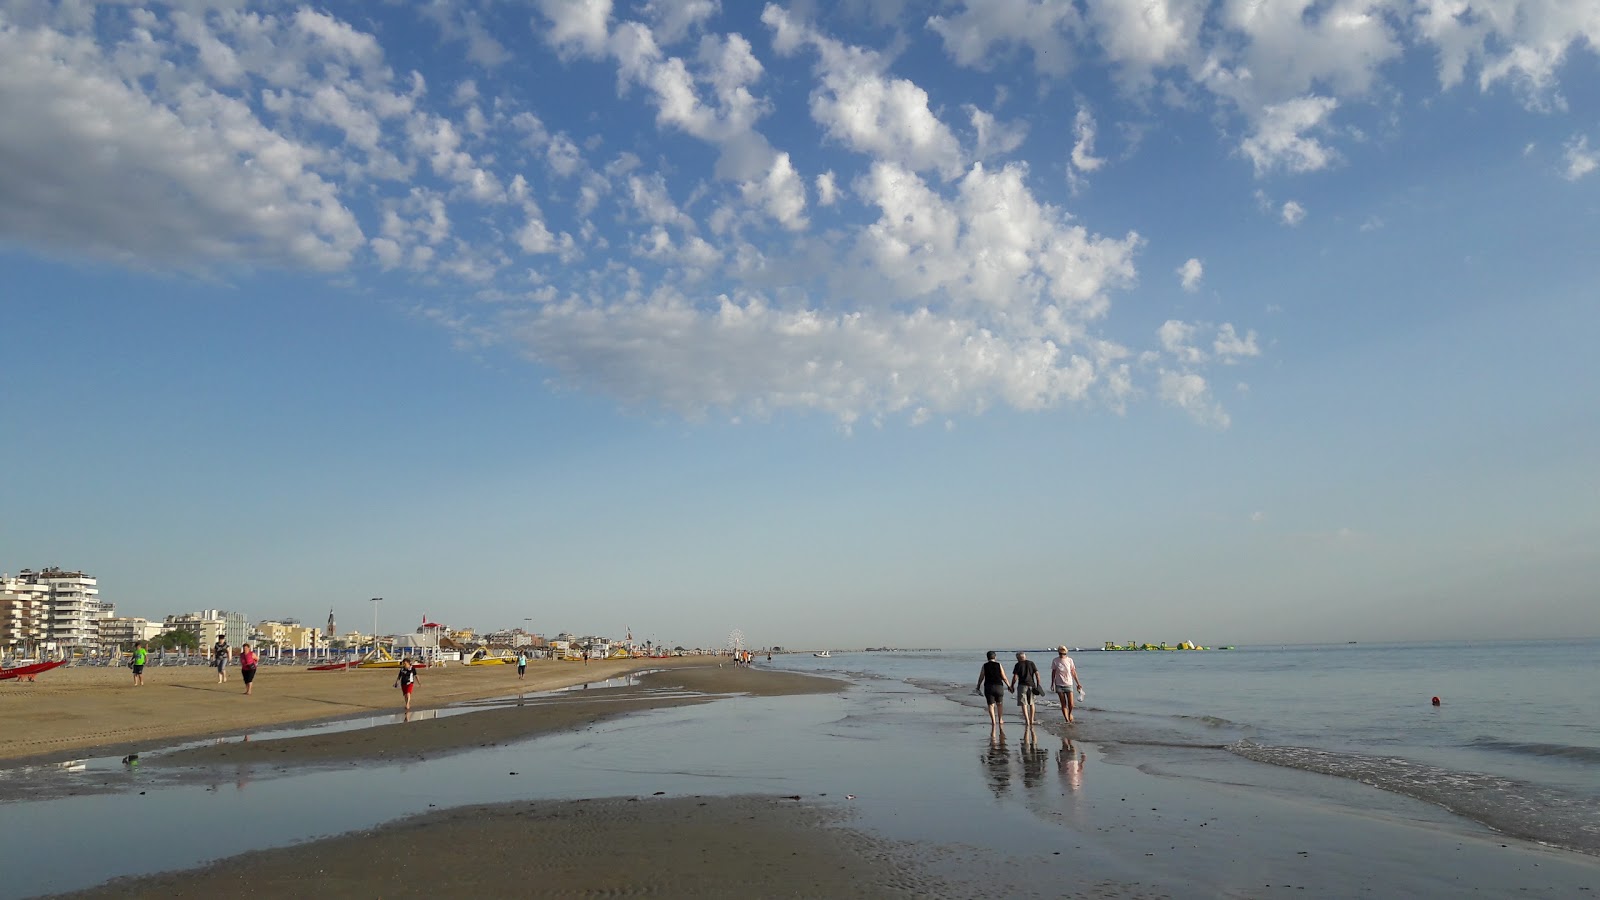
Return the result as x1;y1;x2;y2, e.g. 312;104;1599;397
370;597;382;660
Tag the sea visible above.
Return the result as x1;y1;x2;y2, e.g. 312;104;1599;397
1;638;1596;898
767;639;1600;856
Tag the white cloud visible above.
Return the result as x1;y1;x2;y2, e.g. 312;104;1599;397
1158;319;1206;364
1069;106;1107;187
969;106;1029;160
739;151;808;231
642;0;720;44
0;19;364;271
815;171;839;206
536;0;614;58
1085;0;1201;76
1213;323;1260;362
927;0;1079;76
764;5;965;178
1563;135;1598;180
1159;369;1229;428
1281;200;1306;226
1241;96;1340;175
1177;257;1203;291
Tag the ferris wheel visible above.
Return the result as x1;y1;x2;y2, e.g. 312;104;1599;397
726;628;746;653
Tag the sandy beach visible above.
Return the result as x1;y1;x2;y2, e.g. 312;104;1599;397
0;656;767;765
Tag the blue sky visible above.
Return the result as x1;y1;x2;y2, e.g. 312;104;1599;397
2;0;1597;649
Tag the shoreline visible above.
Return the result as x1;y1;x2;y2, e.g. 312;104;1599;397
6;656;1597;899
0;657;793;769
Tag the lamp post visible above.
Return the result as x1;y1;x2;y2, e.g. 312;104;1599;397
370;597;382;660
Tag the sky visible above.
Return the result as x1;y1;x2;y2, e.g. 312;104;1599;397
2;0;1598;650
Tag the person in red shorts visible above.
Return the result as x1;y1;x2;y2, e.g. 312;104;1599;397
395;657;418;711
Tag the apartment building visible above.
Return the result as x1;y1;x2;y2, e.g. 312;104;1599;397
164;609;249;648
254;620;323;651
8;568;103;651
0;576;50;653
98;617;165;650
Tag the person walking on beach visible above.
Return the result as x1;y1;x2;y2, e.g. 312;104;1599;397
130;642;147;686
1011;651;1043;740
395;657;418;711
516;650;528;680
239;643;259;696
977;651;1010;739
1050;645;1084;724
213;635;230;684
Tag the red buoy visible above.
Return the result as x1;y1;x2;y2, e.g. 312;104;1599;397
1431;696;1441;706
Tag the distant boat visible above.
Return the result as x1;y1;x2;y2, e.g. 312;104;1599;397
813;650;831;658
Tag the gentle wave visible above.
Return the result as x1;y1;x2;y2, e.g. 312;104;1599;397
1468;738;1600;765
1229;740;1600;856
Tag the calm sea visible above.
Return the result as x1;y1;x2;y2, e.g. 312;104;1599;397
769;639;1600;855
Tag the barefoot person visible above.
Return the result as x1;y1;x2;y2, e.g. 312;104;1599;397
1011;651;1042;739
976;651;1010;739
1050;645;1084;724
239;643;259;696
130;642;147;686
516;650;528;680
395;657;418;711
213;635;230;684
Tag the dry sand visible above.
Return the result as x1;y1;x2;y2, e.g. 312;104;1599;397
58;795;945;900
0;657;826;765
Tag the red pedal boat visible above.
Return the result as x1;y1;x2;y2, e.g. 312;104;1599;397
0;660;68;682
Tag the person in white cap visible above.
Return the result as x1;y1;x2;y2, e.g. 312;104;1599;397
1050;645;1084;724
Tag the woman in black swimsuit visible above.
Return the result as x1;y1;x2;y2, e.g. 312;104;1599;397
976;650;1010;739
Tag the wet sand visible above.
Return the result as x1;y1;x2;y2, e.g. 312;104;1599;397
152;665;843;767
59;795;941;900
0;657;804;766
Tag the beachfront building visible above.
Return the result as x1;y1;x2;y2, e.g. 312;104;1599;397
98;616;164;651
0;576;50;655
9;568;104;652
164;609;249;648
255;620;323;651
483;628;541;648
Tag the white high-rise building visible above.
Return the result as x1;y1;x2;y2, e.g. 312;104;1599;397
15;568;102;651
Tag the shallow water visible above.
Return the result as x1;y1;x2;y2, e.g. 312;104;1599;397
1;648;1597;898
773;639;1600;853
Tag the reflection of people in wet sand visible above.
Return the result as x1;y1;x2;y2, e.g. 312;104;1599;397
1010;651;1042;741
976;651;1010;738
394;658;418;711
981;737;1012;798
1049;645;1084;724
1058;737;1086;791
1019;740;1049;790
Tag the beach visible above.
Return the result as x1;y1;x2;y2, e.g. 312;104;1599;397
0;657;777;766
4;647;1598;899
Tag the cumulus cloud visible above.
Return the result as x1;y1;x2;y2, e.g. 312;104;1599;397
927;0;1079;76
1280;200;1307;226
0;18;364;270
765;5;966;178
1177;257;1203;291
1241;96;1340;175
1159;370;1229;428
1563;135;1598;180
1;2;1282;431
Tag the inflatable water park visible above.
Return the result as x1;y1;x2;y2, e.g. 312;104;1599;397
1100;640;1234;651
